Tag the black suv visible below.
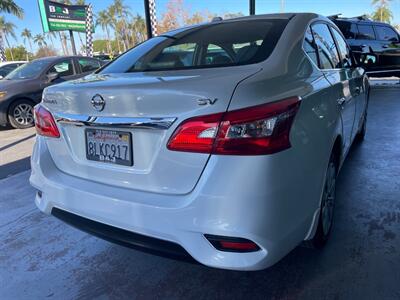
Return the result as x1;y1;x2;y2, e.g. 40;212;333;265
331;15;400;77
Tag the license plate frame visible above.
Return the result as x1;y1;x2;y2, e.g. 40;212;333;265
85;128;133;166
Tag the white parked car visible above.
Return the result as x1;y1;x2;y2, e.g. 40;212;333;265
31;13;370;271
0;61;26;79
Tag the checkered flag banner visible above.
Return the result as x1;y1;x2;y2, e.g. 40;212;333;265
85;4;94;57
149;0;158;36
0;31;6;62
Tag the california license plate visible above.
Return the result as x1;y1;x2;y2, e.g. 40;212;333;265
85;129;133;166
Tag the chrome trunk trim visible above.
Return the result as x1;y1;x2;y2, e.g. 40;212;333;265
54;112;176;130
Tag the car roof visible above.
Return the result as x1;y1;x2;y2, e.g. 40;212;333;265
33;56;99;63
162;13;320;36
332;17;391;27
0;61;27;66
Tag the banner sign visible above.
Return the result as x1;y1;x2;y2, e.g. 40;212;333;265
38;0;91;33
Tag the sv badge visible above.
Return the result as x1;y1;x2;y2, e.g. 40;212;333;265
197;98;218;106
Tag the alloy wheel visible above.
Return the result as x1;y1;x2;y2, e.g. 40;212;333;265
13;103;34;126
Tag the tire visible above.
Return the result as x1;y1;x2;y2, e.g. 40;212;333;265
8;99;35;129
307;153;337;249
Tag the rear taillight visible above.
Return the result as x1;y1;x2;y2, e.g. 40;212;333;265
167;97;300;155
34;105;60;138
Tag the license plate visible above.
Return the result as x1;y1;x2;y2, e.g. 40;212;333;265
85;129;133;166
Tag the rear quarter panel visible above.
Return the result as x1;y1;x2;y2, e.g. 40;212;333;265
226;15;343;248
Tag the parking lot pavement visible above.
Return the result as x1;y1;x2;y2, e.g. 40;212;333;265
0;126;35;179
1;87;400;299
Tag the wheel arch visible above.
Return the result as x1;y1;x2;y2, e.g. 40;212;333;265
304;133;342;241
7;97;36;121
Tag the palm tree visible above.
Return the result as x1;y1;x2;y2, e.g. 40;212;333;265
0;0;24;18
96;10;114;53
34;34;48;56
108;5;122;53
372;6;393;23
0;16;17;60
371;0;393;22
45;32;57;50
111;0;132;50
130;15;146;46
21;29;33;54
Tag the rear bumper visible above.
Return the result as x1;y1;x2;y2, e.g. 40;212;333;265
51;207;195;262
30;136;317;271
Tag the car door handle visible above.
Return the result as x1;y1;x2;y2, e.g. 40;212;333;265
382;45;389;48
337;97;346;107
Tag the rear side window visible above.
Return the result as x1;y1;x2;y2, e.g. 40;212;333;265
101;19;288;73
357;25;376;40
374;26;399;42
78;58;101;73
311;23;341;69
303;27;319;67
331;27;353;68
335;21;358;39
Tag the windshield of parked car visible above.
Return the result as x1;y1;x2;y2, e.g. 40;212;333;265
100;19;288;73
5;60;48;80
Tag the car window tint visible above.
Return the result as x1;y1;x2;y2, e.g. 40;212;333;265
357;25;376;40
331;27;353;68
79;58;101;73
48;60;74;77
204;44;233;66
147;43;196;68
100;19;289;73
375;26;399;42
0;64;18;77
336;22;358;39
311;23;341;69
303;26;319;67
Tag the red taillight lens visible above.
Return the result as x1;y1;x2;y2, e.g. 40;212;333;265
167;97;300;155
34;105;60;138
167;113;223;153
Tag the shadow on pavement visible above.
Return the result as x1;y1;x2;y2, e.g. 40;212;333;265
0;156;31;179
0;134;36;152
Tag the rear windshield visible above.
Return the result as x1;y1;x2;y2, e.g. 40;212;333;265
100;19;288;73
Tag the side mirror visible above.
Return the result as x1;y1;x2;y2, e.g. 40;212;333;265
46;72;59;83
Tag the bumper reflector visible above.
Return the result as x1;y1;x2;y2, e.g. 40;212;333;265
205;234;260;252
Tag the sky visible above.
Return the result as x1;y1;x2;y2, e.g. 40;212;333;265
2;0;400;54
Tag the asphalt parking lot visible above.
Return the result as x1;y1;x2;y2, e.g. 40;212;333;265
1;84;400;299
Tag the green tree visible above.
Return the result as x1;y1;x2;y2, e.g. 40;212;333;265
0;0;24;18
111;0;132;50
5;46;29;61
129;14;147;46
107;5;122;53
0;16;17;60
371;0;393;22
96;10;114;53
371;6;393;23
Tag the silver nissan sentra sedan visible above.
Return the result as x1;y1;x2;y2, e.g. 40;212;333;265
30;13;369;271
